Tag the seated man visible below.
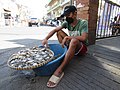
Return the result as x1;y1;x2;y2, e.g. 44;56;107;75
42;5;88;88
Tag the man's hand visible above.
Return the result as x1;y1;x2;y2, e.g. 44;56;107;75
61;37;67;48
61;36;74;48
42;39;48;47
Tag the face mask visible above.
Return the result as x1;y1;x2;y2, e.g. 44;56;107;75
66;17;74;24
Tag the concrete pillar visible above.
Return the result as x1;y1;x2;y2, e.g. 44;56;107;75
74;0;99;45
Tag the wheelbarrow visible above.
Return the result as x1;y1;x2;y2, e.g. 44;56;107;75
33;44;67;76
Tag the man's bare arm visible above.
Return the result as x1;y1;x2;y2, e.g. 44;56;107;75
61;32;88;47
45;26;63;40
63;32;88;41
75;32;88;41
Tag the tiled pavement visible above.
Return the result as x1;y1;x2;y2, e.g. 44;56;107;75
0;36;120;90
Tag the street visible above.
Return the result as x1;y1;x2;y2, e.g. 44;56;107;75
0;26;59;50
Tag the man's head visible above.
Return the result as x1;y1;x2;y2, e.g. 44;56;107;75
60;5;77;24
61;5;77;17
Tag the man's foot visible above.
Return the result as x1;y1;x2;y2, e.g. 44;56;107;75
47;72;64;88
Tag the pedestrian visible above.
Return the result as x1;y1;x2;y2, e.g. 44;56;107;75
42;5;88;88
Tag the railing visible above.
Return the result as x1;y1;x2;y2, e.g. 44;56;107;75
96;0;120;39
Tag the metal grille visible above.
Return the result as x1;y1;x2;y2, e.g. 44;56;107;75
96;0;120;39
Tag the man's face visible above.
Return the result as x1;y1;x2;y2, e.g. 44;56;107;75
65;12;76;24
66;12;74;18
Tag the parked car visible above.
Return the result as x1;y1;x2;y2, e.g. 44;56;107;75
45;19;58;27
28;18;39;27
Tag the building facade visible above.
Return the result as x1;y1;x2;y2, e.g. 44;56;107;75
0;0;29;27
46;0;70;20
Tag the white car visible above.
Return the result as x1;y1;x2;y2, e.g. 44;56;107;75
28;18;39;27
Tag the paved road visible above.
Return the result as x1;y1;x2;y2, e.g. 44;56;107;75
0;26;58;50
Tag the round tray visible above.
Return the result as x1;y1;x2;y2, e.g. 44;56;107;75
7;47;54;70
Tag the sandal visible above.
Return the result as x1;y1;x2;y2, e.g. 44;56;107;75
47;72;64;88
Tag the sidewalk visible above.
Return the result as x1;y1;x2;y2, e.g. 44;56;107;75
0;35;120;90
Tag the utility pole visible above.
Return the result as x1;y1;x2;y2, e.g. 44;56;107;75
70;0;72;5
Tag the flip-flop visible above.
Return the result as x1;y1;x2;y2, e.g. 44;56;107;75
47;72;64;88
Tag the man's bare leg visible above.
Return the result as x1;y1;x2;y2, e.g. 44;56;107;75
47;38;82;87
56;30;68;43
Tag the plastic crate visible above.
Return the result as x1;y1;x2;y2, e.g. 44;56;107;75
33;44;67;76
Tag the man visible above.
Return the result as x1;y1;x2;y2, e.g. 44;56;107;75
42;5;88;88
